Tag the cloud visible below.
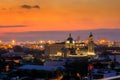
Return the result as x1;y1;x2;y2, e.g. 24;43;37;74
20;4;40;9
21;4;32;9
33;5;40;9
1;8;7;10
0;25;27;28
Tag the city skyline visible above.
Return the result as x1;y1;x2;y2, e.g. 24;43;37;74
0;0;120;41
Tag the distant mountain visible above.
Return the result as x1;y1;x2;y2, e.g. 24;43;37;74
1;29;120;41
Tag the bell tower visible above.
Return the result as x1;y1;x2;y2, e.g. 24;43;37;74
88;32;95;56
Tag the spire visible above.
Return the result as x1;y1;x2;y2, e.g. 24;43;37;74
69;33;71;37
89;32;93;37
66;33;74;43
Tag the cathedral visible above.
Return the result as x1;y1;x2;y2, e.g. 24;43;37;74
45;33;96;59
65;32;95;57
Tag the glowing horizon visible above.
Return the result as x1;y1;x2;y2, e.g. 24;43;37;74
0;0;120;41
0;0;120;33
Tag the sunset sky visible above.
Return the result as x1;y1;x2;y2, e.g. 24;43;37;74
0;0;120;41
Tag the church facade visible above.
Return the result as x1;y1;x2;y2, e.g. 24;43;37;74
45;33;96;58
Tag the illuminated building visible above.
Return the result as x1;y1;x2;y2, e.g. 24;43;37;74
65;33;75;48
88;32;95;56
45;42;65;58
65;33;87;56
113;41;120;47
45;33;96;58
65;33;76;55
98;38;112;47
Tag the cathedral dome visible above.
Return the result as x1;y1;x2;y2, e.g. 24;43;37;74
66;33;74;43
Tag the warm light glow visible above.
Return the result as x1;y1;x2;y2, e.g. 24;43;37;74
99;39;106;44
5;65;9;72
0;0;120;41
39;40;46;44
8;44;13;48
40;40;43;43
0;40;2;44
99;39;112;45
76;73;81;78
73;41;75;43
39;45;45;50
88;52;95;56
84;40;88;44
13;60;20;63
47;40;55;44
12;40;16;45
48;40;52;44
66;41;70;43
40;45;43;48
12;40;15;43
57;52;62;56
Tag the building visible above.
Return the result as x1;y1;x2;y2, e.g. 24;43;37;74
45;33;96;58
113;41;120;47
87;32;95;56
65;33;75;48
45;42;65;58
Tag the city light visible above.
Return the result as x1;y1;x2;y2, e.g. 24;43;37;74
66;41;70;43
0;40;2;43
12;40;16;45
88;52;95;56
